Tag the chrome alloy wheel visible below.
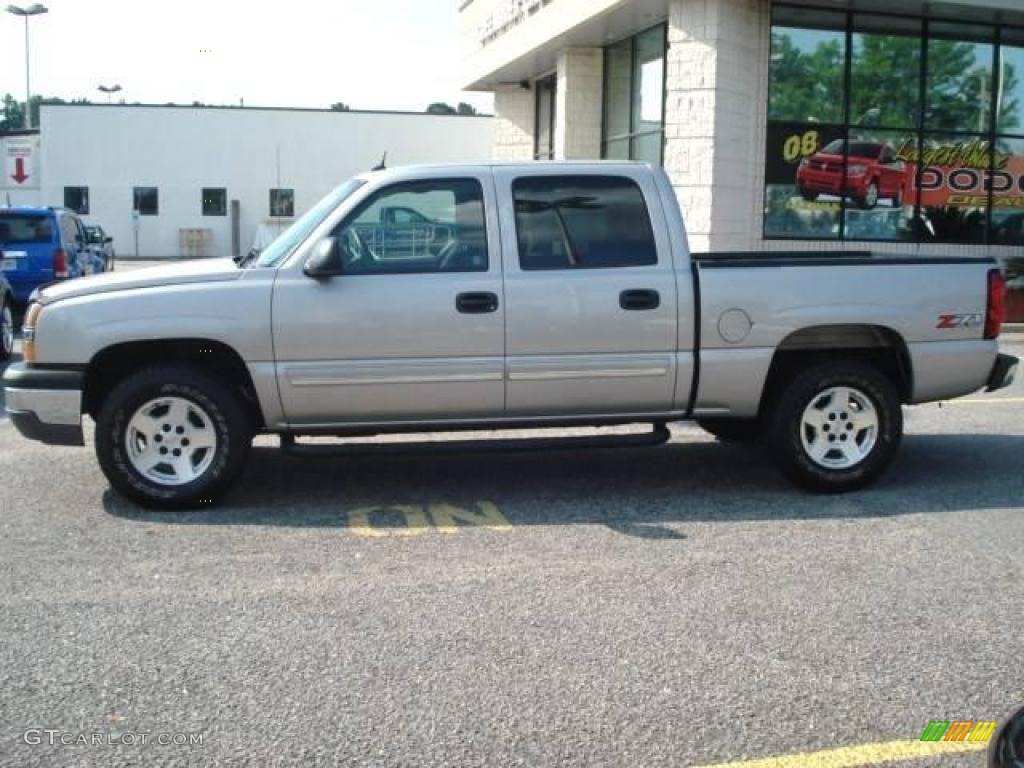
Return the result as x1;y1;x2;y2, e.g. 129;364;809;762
125;397;218;486
799;386;879;470
0;303;12;356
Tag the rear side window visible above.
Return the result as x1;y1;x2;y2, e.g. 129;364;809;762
512;175;658;270
0;215;54;244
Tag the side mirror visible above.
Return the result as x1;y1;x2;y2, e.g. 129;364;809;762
104;236;113;244
303;237;344;279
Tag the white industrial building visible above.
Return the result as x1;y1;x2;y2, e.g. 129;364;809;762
0;104;494;258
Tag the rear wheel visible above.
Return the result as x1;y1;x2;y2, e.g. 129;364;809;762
96;364;252;509
767;360;901;493
0;295;13;361
697;417;761;443
799;186;818;202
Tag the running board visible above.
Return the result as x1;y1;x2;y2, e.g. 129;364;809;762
279;424;671;458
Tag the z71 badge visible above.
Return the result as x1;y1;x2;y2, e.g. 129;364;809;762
937;313;984;329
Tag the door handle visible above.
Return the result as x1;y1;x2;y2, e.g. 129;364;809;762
455;291;499;314
619;289;660;311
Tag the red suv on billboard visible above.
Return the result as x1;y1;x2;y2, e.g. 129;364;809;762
796;140;908;210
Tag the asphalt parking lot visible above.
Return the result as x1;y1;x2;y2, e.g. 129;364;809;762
1;289;1022;766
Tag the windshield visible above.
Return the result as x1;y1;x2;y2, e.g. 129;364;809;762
0;214;54;244
254;179;365;268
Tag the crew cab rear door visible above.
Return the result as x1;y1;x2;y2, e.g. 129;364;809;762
493;166;680;416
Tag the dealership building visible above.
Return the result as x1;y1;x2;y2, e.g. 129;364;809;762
460;0;1024;272
0;104;493;259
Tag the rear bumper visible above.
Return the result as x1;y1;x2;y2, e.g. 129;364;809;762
987;353;1019;392
3;363;84;446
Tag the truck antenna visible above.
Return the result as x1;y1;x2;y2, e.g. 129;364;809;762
372;152;387;171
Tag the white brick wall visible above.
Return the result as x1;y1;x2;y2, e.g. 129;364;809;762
664;0;767;253
555;48;604;159
493;85;535;161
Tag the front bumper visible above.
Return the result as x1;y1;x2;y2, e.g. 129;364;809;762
3;363;84;446
986;353;1019;392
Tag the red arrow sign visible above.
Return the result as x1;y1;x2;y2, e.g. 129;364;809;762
11;157;29;184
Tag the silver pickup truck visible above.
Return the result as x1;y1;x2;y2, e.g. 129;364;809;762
3;163;1017;508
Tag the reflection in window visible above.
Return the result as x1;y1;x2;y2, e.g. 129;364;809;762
765;9;1024;245
997;44;1024;135
601;25;666;164
926;25;994;134
513;176;657;270
63;186;89;215
534;74;556;160
850;16;921;129
133;187;158;216
991;136;1024;245
769;9;846;124
333;179;487;274
270;188;294;218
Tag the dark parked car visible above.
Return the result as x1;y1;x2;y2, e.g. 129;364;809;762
0;206;95;305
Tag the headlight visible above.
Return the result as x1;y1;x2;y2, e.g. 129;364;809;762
22;301;42;364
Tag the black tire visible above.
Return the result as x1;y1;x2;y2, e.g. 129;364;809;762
799;186;818;202
767;360;902;493
697;417;761;442
0;294;13;362
96;364;252;509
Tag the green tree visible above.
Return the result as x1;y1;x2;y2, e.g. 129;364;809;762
330;102;350;111
768;31;844;123
456;102;477;116
850;35;921;128
1;93;24;130
426;102;457;115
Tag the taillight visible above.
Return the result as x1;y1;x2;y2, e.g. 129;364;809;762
53;248;68;279
985;268;1006;340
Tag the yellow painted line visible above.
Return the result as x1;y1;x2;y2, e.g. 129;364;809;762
939;397;1024;405
690;739;986;768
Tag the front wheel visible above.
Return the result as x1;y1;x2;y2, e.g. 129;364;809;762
96;364;252;509
767;360;902;493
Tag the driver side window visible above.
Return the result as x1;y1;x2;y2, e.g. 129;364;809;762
332;178;488;274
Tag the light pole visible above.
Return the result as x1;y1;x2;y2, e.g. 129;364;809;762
6;3;48;129
98;84;123;103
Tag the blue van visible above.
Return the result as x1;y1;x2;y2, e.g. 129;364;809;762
0;207;97;305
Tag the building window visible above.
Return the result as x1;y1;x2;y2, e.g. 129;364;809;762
64;186;89;215
512;175;658;270
331;179;487;274
765;5;1024;245
133;187;159;216
202;187;227;216
534;74;557;160
270;188;294;218
602;24;666;164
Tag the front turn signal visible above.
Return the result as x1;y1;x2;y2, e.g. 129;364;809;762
21;302;42;364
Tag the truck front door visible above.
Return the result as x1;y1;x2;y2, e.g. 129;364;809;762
271;172;505;426
494;168;682;417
